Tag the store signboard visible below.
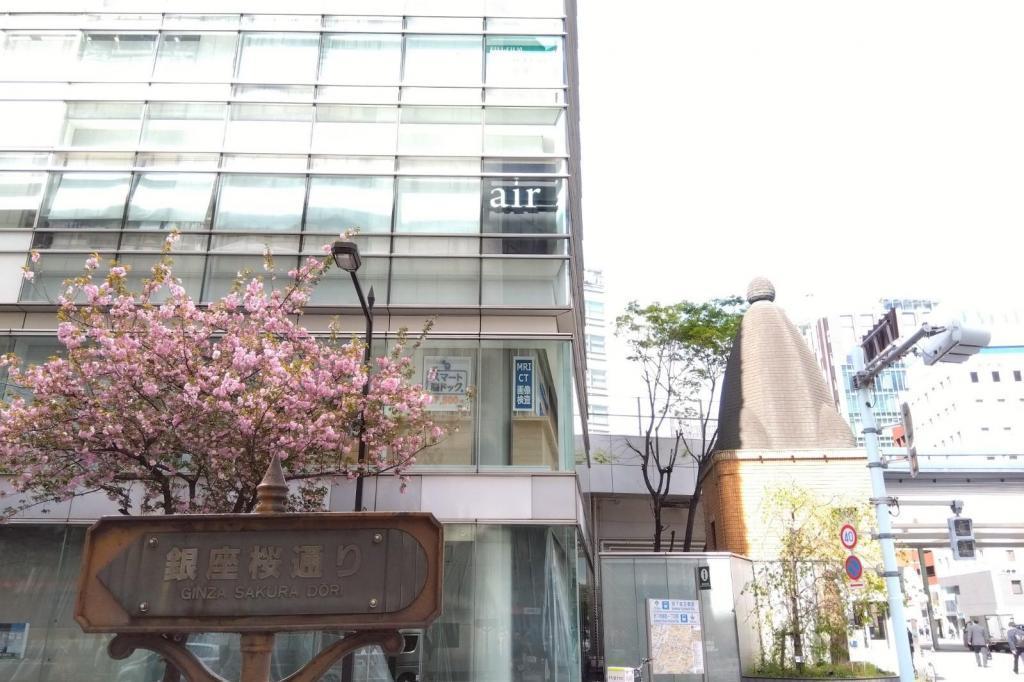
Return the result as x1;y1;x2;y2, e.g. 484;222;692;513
513;356;534;411
423;356;472;412
647;599;704;675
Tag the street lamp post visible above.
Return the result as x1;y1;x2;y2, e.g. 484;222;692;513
851;320;990;682
332;240;374;513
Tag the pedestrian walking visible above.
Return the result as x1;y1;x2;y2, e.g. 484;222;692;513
964;618;990;668
1008;621;1024;675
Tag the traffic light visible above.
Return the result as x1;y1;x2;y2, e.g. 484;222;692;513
948;516;975;560
921;322;991;365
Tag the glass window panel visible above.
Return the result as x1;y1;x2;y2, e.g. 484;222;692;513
402;87;483;105
0;172;46;228
220;154;308;171
20;252;115;302
225;104;313;153
309;156;395;173
323;16;403;31
39;172;130;229
120;254;205;301
125;173;216;231
395;178;480;233
135;152;220;169
0;102;65;148
50;151;134;168
482;236;564;255
390;257;479;305
236;33;319;83
0;32;80;80
409;342;477;466
311;106;397;155
232;84;314;101
61;102;143;148
120;232;207;252
484;107;565;155
406;17;483;32
304;176;393;235
317;85;398;104
412;0;486;15
398;157;480;173
240;14;322;30
398;107;482;156
163;14;240;29
392;235;479;256
481;258;566;306
483;177;563;234
486;88;564;106
483;158;563;174
0;153;50;169
319;34;401;84
209;233;298;254
479;342;566;469
403;35;483;86
31;230;119;250
79;33;157;79
486;18;563;33
202;255;300;302
307;255;389;307
214;175;306;232
153;33;237;81
485;0;565;17
141;103;227;149
486;36;563;85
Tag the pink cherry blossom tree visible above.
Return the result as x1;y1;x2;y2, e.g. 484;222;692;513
1;236;443;516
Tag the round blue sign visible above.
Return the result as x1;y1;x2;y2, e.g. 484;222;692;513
844;555;863;581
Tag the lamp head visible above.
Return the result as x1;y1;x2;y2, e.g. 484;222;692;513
331;240;361;272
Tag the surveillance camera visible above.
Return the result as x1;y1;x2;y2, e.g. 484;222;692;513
951;499;964;516
920;322;991;365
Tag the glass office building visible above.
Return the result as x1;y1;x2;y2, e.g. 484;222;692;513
0;1;591;680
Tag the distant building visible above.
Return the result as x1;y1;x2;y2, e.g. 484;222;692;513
905;346;1024;452
804;299;937;447
583;268;609;433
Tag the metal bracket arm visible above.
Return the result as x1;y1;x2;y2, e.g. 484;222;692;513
109;634;228;682
853;323;946;388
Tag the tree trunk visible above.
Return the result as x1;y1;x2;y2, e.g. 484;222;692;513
652;503;663;552
790;568;804;672
682;486;701;551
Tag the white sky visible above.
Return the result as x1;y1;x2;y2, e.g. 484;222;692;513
576;1;1024;423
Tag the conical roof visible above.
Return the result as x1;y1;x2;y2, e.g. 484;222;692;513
716;278;855;451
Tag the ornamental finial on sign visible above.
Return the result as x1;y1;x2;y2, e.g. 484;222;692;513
254;455;288;514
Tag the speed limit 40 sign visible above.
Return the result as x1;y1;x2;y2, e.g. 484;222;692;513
840;523;858;550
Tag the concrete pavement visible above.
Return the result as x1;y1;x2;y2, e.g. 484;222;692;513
918;647;1020;681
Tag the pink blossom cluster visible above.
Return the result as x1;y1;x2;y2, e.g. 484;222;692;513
1;241;440;515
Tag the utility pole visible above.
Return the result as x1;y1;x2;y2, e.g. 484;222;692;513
853;348;914;682
851;316;989;682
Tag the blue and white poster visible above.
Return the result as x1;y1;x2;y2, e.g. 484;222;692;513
513;356;534;411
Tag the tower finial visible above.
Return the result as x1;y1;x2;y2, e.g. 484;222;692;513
746;277;775;304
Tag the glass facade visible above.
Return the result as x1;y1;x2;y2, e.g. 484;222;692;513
0;2;586;680
0;7;572;310
0;523;581;682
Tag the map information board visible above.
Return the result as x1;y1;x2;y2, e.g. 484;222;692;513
647;598;704;675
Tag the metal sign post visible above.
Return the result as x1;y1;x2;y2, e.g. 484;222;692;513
75;456;444;682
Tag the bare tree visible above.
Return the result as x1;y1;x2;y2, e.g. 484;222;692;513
615;298;743;551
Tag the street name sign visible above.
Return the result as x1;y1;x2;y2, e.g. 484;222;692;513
75;512;443;634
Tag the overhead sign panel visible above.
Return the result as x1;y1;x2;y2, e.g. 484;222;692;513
861;308;899;365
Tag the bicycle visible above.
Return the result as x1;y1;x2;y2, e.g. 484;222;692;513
628;657;652;682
